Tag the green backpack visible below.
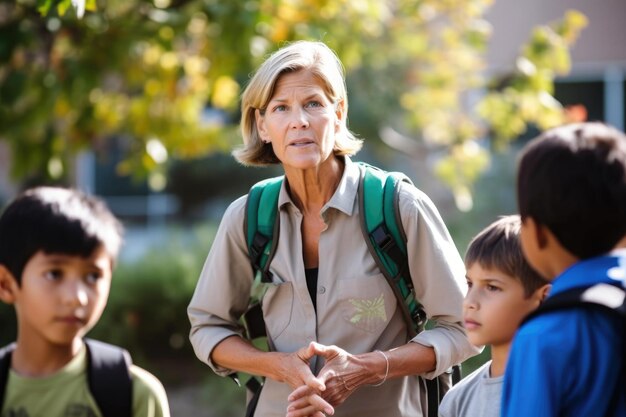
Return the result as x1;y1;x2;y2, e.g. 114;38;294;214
242;161;460;417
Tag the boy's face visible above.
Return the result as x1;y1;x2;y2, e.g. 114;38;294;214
463;263;545;348
6;246;112;348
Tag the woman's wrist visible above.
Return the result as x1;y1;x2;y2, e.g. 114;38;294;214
370;350;389;386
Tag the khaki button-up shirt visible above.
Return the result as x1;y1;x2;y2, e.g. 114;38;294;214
188;157;478;417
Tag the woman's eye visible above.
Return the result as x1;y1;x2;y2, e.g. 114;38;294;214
273;105;287;112
305;101;322;108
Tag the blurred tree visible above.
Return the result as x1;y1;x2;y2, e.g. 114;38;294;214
0;0;586;207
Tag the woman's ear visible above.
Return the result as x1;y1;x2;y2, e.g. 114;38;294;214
255;109;270;143
0;265;18;304
334;100;345;132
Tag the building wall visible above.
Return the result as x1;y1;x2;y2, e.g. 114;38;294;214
484;0;626;131
484;0;626;74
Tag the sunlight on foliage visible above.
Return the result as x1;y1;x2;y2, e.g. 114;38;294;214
1;0;586;200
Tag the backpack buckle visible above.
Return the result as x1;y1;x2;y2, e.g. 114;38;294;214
371;224;394;252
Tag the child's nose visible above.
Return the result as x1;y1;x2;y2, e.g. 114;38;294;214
463;290;478;310
63;281;88;307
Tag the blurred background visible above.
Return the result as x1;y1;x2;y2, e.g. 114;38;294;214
0;0;625;414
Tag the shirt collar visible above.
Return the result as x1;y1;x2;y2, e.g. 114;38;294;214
551;250;626;295
277;156;360;216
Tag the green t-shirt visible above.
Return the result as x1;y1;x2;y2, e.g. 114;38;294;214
1;344;170;417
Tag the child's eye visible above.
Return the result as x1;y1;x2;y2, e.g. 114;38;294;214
466;280;473;289
85;272;102;284
44;270;63;281
486;284;501;292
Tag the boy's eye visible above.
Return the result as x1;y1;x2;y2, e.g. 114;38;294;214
85;272;102;284
44;270;63;281
486;284;501;292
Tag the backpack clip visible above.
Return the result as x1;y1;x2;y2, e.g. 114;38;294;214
250;232;273;283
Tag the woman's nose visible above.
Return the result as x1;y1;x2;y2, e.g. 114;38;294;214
290;107;309;129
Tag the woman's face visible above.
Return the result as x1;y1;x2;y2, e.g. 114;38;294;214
255;70;342;172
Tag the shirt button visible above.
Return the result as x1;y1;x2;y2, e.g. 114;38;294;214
318;286;326;294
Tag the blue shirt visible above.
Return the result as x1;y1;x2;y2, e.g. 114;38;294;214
502;251;626;417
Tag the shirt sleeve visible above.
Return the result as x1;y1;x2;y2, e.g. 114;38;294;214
187;195;254;376
130;365;171;417
398;183;481;378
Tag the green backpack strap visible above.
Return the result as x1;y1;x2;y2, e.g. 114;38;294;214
245;176;284;283
357;162;426;336
358;162;461;417
241;176;284;417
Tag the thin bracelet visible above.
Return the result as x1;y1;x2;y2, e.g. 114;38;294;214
370;350;389;387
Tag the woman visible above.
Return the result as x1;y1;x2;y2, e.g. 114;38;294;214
188;40;478;417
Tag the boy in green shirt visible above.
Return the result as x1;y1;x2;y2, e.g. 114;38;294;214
0;187;170;417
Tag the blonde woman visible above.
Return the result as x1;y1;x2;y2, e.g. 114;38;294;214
188;40;478;417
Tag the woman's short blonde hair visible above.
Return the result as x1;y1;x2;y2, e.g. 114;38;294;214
233;40;363;166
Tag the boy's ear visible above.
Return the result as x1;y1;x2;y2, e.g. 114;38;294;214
0;265;18;304
538;283;552;303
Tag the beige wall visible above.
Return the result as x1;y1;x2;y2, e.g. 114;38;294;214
484;0;626;74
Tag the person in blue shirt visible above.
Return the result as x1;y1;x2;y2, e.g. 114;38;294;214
503;122;626;417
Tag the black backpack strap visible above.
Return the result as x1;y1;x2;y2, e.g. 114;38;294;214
0;343;16;411
523;283;626;325
84;338;133;417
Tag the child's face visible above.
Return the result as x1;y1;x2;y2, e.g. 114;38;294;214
11;246;112;348
463;263;544;348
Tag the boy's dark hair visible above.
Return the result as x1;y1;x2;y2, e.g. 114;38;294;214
465;215;546;297
0;186;123;284
517;122;626;259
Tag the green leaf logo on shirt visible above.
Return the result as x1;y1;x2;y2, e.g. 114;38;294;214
348;293;387;325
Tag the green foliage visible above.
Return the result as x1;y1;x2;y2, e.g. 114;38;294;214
87;223;216;373
1;0;586;206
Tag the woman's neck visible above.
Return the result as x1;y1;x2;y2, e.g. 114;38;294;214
285;156;344;212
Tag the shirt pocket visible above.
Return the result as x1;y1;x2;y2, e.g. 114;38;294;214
337;273;397;334
260;280;294;342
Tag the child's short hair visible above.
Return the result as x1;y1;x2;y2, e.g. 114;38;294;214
0;187;123;284
465;215;546;297
517;122;626;259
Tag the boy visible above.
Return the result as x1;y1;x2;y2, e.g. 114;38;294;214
0;187;170;417
438;215;550;417
503;122;626;416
